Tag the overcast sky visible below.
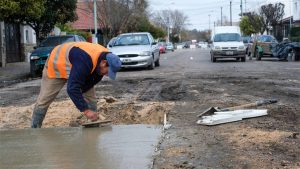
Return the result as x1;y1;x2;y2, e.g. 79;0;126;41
148;0;267;30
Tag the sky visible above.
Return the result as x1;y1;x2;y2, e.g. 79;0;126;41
148;0;269;31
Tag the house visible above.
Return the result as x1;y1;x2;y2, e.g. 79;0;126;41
253;0;299;39
71;0;104;43
0;22;36;67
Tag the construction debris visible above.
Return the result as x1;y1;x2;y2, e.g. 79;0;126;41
197;99;277;117
197;109;268;126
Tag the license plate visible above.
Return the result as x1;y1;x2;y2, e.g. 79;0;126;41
226;51;234;55
122;59;131;63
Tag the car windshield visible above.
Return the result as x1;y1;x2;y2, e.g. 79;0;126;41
108;37;117;46
114;34;150;46
258;36;277;43
242;37;250;43
39;36;75;47
214;33;241;42
167;43;173;46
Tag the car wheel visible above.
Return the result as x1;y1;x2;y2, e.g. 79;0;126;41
288;49;295;61
241;57;246;62
155;57;160;67
247;51;251;57
256;50;261;60
30;62;38;77
211;55;216;62
236;57;240;61
148;57;155;70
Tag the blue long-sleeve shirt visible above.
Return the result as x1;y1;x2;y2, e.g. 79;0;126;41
67;47;104;112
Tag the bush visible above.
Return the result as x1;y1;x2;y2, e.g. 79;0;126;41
290;27;300;42
290;36;300;42
56;23;92;40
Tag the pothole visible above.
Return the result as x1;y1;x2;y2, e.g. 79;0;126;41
0;96;175;129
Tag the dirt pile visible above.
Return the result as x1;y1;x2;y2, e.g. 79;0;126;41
0;96;174;129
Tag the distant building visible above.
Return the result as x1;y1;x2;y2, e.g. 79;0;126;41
0;22;36;67
248;0;298;39
71;0;104;44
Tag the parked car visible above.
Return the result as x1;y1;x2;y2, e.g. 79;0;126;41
30;35;86;76
250;35;278;60
175;43;184;49
198;41;208;49
242;36;251;53
108;32;160;70
166;42;174;51
158;42;166;53
210;26;246;62
107;37;117;49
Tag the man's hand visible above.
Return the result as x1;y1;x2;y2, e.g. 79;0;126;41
83;109;99;121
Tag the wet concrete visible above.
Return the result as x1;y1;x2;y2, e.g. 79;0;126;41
0;125;161;169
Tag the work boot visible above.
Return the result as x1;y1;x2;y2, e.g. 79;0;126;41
31;107;48;128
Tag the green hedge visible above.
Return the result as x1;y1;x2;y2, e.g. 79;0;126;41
290;27;300;42
291;36;300;42
56;24;92;40
290;27;300;36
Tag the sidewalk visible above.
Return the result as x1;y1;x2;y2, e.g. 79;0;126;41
0;62;31;82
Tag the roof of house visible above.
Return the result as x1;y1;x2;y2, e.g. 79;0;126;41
71;1;102;30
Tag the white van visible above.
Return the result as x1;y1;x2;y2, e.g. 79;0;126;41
210;26;246;62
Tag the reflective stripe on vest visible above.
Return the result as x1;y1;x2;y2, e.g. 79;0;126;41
47;42;109;79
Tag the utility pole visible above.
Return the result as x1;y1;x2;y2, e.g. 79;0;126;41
221;7;223;26
209;14;211;31
245;0;247;13
93;0;98;43
240;0;243;17
167;16;170;43
230;1;232;26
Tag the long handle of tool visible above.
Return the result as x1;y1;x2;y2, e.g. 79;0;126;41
220;103;257;111
220;99;278;111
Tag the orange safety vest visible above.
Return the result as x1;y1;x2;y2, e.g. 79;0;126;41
47;42;109;79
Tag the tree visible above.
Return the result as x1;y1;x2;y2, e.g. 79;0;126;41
0;0;45;25
240;16;255;36
0;0;77;43
126;15;166;38
93;0;148;43
151;9;188;42
244;12;265;34
260;3;285;35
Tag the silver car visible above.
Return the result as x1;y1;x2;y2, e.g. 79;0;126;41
108;32;160;69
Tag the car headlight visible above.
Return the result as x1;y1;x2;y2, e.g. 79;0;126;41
238;46;245;50
214;46;221;50
139;51;151;56
30;56;40;60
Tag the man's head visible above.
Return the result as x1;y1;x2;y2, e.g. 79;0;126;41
99;53;121;80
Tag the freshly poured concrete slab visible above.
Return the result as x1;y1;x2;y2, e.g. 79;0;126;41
0;125;161;169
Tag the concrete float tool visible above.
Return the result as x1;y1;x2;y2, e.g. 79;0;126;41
197;99;278;117
70;113;112;128
81;120;112;128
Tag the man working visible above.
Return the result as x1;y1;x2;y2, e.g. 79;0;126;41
31;41;121;128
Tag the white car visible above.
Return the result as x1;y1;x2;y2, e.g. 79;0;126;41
108;32;160;69
198;42;208;49
210;26;246;62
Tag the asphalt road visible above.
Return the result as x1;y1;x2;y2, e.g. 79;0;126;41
118;48;300;80
0;48;299;168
